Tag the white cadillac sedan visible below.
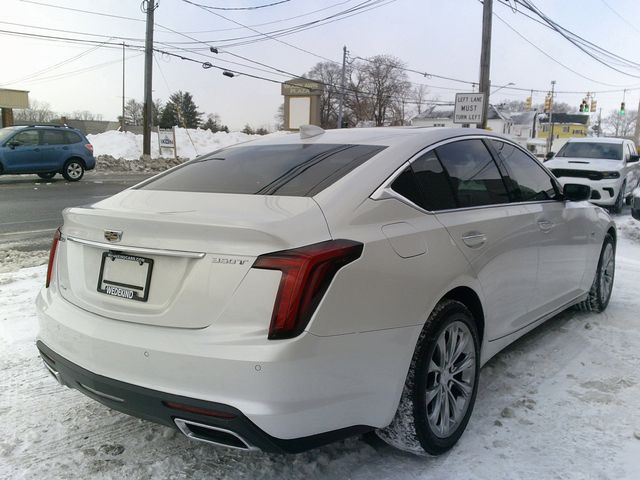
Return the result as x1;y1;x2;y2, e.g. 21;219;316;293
37;127;615;455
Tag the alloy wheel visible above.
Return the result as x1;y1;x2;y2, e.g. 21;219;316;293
599;242;615;303
426;321;476;438
66;162;83;180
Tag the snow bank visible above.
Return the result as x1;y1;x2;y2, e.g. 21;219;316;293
87;128;268;161
2;221;640;478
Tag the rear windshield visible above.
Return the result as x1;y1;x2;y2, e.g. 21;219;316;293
556;142;623;160
138;143;386;196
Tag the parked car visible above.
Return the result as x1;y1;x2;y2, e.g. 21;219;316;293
37;127;616;455
545;137;640;213
632;186;640;220
0;125;95;181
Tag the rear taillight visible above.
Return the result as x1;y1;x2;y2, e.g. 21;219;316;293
252;239;363;340
46;227;62;288
85;143;93;154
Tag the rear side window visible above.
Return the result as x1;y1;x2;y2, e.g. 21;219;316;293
491;140;558;202
42;130;67;145
435;139;510;208
64;131;82;144
138;143;386;196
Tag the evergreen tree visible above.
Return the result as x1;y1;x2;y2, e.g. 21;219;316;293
159;91;202;128
241;124;255;135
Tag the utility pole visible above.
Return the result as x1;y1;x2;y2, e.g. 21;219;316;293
142;0;156;159
633;96;640;146
337;46;347;129
121;42;126;132
477;0;492;129
548;80;556;153
598;108;602;138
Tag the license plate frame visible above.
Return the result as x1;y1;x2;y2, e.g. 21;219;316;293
97;251;154;302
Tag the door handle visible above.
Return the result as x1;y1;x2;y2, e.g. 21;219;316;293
62;146;69;150
462;232;487;248
537;220;554;233
34;148;40;152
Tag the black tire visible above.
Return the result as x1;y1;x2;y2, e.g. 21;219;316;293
611;182;625;214
62;159;84;182
37;172;56;179
577;233;615;313
633;208;640;221
376;300;480;455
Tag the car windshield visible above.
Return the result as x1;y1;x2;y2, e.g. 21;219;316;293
0;127;17;144
138;143;386;196
556;142;623;160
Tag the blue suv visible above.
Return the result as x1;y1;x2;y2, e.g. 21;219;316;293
0;125;96;181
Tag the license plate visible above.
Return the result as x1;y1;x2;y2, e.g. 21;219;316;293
97;252;154;302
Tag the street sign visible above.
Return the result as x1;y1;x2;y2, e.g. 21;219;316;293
454;93;486;124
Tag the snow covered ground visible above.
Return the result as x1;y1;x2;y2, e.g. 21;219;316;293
87;128;277;161
1;219;640;479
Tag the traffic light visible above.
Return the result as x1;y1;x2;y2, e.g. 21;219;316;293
579;99;589;112
525;96;532;111
620;102;626;115
590;98;597;112
544;94;552;112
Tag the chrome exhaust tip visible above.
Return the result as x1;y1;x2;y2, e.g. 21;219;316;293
174;418;257;451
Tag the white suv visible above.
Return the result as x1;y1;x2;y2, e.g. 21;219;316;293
37;127;615;455
546;137;640;213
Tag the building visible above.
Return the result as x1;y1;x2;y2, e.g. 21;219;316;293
0;88;29;128
537;113;589;152
411;104;513;134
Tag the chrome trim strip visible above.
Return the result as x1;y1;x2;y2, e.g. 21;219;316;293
370;134;563;214
174;418;258;451
79;383;126;403
66;236;206;259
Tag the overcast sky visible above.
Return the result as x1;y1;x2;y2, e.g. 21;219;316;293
2;0;640;130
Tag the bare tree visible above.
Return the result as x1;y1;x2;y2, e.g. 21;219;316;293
604;109;637;137
72;110;97;121
413;84;429;115
348;55;411;126
274;103;285;130
306;61;342;128
124;99;144;126
13;100;56;123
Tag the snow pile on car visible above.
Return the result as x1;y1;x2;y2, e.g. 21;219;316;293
87;128;284;161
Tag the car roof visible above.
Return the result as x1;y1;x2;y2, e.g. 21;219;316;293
565;137;628;144
244;126;510;149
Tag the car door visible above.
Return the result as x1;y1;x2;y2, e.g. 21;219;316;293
2;129;41;172
39;129;69;171
424;138;540;341
490;140;590;319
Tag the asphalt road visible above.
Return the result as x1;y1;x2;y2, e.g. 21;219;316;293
0;171;154;252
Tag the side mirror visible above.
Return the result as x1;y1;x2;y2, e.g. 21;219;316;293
563;183;591;202
545;151;555;161
6;140;19;149
628;154;640;163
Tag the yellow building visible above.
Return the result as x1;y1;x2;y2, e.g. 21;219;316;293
537;113;589;140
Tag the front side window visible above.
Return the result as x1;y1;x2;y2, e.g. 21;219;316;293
139;143;386;196
12;130;39;146
556;142;622;160
491;140;558;202
435;139;510;208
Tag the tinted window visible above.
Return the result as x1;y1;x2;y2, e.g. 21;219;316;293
556;142;622;160
410;151;457;210
64;131;82;144
12;130;39;146
435;139;510;208
42;130;67;145
491;141;558;202
391;167;424;208
139;143;385;196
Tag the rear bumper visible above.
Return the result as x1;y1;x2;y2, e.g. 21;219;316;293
36;341;370;453
36;285;418;444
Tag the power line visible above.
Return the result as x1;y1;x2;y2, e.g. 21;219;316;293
20;0;147;23
182;0;291;11
598;0;640;35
